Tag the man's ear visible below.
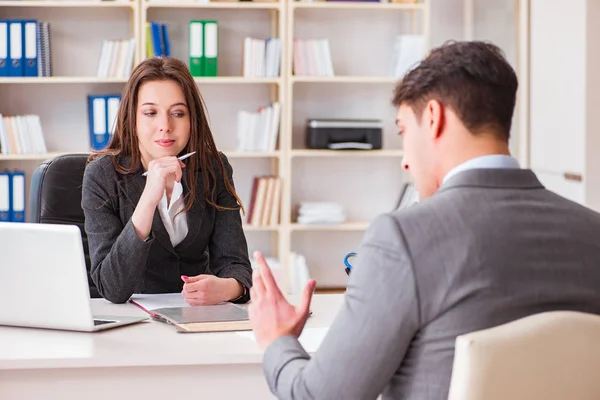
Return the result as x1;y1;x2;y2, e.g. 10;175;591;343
425;99;444;140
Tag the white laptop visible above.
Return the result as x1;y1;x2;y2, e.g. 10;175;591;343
0;222;147;332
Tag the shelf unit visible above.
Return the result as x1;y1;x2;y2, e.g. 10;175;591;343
0;0;432;293
0;77;130;84
0;1;135;8
290;1;426;10
284;0;427;289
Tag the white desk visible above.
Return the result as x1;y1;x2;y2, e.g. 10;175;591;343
0;294;344;400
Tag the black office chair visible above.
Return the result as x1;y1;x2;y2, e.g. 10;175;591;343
29;153;100;298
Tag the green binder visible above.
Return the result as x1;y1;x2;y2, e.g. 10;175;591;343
203;20;218;77
189;20;204;77
145;22;153;58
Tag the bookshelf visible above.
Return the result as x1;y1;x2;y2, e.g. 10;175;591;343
0;0;140;240
0;0;518;293
0;77;129;83
284;0;427;289
138;0;287;289
0;1;134;8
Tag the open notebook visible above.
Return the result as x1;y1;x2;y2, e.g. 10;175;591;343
130;293;251;333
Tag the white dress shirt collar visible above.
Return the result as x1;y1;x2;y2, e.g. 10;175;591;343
442;154;520;185
157;181;188;248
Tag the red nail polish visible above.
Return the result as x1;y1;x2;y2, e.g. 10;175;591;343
182;275;188;279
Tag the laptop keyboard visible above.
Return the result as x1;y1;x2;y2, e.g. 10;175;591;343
94;319;116;326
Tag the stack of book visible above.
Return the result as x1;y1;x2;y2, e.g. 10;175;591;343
296;202;345;225
293;38;335;76
242;37;282;78
289;252;311;296
0;114;47;155
97;39;136;78
388;34;426;78
236;102;280;152
246;175;282;227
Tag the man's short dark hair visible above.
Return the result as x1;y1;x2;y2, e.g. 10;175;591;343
392;41;518;141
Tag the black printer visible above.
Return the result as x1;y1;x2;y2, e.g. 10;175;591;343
305;119;383;150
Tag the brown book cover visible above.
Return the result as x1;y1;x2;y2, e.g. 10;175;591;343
246;176;260;224
261;176;275;227
269;177;282;226
251;177;268;226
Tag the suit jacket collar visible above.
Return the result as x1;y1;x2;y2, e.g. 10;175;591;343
116;156;205;255
438;168;545;193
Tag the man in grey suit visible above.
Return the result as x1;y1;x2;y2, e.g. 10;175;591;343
247;41;600;399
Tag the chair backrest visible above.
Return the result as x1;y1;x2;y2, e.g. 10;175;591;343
29;153;99;298
448;311;600;400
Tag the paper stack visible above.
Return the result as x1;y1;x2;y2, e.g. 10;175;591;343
297;202;346;225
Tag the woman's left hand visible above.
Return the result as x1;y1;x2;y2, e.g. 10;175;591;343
181;275;243;306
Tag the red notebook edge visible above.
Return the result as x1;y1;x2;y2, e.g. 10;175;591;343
129;299;160;318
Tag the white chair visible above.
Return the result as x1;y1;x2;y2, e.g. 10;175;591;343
447;311;600;400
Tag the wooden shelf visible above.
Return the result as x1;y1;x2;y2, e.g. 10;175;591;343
290;222;370;231
291;149;404;158
0;1;135;7
0;77;280;85
315;287;347;294
291;76;399;84
243;225;280;231
291;1;424;11
145;0;281;9
0;152;78;161
0;151;280;161
0;77;128;84
225;151;281;159
194;77;281;84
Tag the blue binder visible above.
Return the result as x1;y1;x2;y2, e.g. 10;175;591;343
151;22;163;57
0;21;8;77
105;94;121;141
22;19;38;77
87;95;109;150
0;171;10;222
161;24;171;57
9;170;25;222
8;20;23;77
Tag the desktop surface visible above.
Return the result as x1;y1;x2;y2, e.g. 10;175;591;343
0;294;344;371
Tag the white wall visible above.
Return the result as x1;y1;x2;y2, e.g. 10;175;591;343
527;0;600;211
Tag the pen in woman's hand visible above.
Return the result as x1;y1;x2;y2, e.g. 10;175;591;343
142;151;196;176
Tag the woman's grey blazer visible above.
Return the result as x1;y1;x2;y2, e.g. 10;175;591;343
81;152;252;304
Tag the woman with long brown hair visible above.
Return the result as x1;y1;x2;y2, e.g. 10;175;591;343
81;57;252;305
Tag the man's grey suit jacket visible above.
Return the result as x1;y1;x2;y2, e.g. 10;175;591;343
263;168;600;399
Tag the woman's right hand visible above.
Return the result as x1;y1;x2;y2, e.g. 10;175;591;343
140;156;186;208
131;156;185;241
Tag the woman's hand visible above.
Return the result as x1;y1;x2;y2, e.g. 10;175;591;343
131;156;185;241
181;275;244;306
141;156;185;208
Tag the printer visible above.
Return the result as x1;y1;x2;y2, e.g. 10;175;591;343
305;119;383;150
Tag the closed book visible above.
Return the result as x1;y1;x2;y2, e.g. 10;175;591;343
153;303;251;333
